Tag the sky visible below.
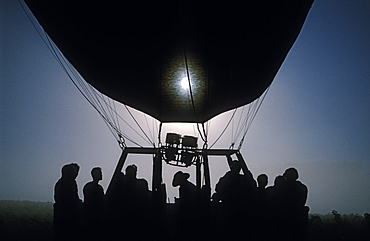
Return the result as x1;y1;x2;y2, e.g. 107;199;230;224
1;0;369;214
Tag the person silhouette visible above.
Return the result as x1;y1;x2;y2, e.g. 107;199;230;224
211;161;257;240
256;174;269;210
283;167;308;209
213;160;257;208
83;167;104;238
54;163;82;241
171;171;197;240
172;171;197;208
124;164;149;207
282;167;309;241
256;174;269;240
264;175;288;240
119;164;150;240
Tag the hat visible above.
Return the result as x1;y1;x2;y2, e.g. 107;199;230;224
172;171;190;187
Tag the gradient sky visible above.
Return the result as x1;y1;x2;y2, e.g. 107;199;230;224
1;0;369;214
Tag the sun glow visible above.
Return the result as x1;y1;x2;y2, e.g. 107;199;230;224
180;77;189;90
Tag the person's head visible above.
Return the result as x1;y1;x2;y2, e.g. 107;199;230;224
257;174;268;188
229;160;241;173
61;164;72;179
69;163;80;179
126;164;137;179
61;163;79;179
274;175;286;187
172;171;190;187
91;167;102;181
283;167;299;181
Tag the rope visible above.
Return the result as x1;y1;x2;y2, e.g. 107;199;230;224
123;105;155;147
183;45;197;122
20;0;154;147
209;108;237;149
237;87;270;150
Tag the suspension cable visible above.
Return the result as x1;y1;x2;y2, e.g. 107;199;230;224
20;1;154;148
209;108;237;149
237;87;270;150
123;105;155;147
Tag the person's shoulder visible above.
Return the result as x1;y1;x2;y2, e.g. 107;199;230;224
295;180;308;190
55;178;62;185
137;178;149;187
83;181;94;189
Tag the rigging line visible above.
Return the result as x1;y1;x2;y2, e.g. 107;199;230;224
202;123;208;147
46;34;135;148
234;96;262;142
83;83;133;133
204;122;209;143
143;113;155;146
71;69;148;147
46;36;123;143
68;65;122;140
65;58;121;137
183;45;207;143
183;44;199;126
233;101;256;142
22;2;133;147
209;108;238;149
158;122;163;146
205;120;211;141
18;0;58;61
196;123;206;143
82;82;115;127
153;118;159;146
123;105;155;146
238;87;270;150
232;107;245;144
102;95;115;126
113;100;121;133
116;129;143;147
105;94;120;130
43;30;118;139
96;96;152;146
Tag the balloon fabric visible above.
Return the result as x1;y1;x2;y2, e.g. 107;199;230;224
24;0;314;123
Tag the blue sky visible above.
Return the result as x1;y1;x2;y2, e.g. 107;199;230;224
1;0;369;214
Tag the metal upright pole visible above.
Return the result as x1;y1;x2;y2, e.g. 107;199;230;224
106;148;129;196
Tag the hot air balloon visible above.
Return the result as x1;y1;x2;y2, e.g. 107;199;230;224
23;0;314;238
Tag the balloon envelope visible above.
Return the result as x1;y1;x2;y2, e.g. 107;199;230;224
25;0;314;123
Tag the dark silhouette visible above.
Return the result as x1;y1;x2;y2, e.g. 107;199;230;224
120;164;151;239
257;173;268;188
52;160;310;241
123;164;150;208
257;174;269;207
256;174;269;240
266;175;287;209
212;160;257;209
211;160;258;240
172;171;197;208
264;175;288;240
171;171;198;241
83;167;104;240
53;163;82;241
283;167;308;208
283;167;309;241
264;168;309;241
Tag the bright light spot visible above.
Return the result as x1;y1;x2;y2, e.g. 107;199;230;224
181;77;189;90
162;122;197;137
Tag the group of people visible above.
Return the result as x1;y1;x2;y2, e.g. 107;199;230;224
53;163;104;240
170;160;309;240
212;161;309;241
53;161;309;241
